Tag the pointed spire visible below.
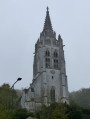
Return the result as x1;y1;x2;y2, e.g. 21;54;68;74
47;6;49;11
43;7;53;31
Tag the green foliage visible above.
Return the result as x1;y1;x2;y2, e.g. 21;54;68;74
0;83;34;119
13;108;29;119
0;84;12;110
0;83;18;110
67;102;82;119
82;114;90;119
0;110;11;119
51;107;68;119
0;104;4;112
69;88;90;107
69;88;90;119
81;107;90;119
1;83;90;119
36;102;90;119
2;83;10;88
0;108;30;119
36;103;68;119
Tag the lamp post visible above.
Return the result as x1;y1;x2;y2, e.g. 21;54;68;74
11;78;22;119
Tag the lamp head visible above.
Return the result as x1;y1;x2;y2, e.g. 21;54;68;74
17;78;22;81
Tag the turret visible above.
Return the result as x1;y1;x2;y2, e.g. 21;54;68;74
58;34;63;48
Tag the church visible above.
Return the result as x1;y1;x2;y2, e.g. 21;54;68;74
21;7;69;112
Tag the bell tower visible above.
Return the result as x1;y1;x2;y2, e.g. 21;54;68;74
33;7;69;105
21;7;69;112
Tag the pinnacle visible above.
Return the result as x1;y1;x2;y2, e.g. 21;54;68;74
47;6;49;11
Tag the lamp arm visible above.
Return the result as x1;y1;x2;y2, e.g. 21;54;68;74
11;80;18;89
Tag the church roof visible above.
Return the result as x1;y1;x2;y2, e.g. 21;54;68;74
43;7;53;31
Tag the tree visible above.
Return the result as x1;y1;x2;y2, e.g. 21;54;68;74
2;83;10;88
51;107;68;119
37;103;68;119
0;83;17;110
67;101;82;119
69;88;90;107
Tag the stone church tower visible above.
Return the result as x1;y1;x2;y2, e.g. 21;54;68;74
21;7;69;112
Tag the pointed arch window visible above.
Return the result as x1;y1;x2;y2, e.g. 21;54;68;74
54;51;58;57
54;59;58;69
50;87;55;102
46;50;50;56
45;50;50;68
53;51;58;69
45;58;50;68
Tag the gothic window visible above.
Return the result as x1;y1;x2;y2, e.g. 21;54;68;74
50;87;55;102
31;88;34;92
46;58;50;68
54;51;58;57
46;50;50;56
54;59;58;69
53;51;58;69
45;50;50;68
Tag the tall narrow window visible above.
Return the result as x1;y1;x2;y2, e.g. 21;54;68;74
50;87;55;102
54;51;58;69
46;58;50;68
54;51;58;58
46;50;50;56
45;50;50;68
54;59;58;69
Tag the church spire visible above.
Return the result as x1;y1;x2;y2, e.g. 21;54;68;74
43;7;53;31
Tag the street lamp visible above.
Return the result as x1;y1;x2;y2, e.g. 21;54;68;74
11;78;22;119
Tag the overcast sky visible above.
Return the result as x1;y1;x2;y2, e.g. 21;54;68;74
0;0;90;92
